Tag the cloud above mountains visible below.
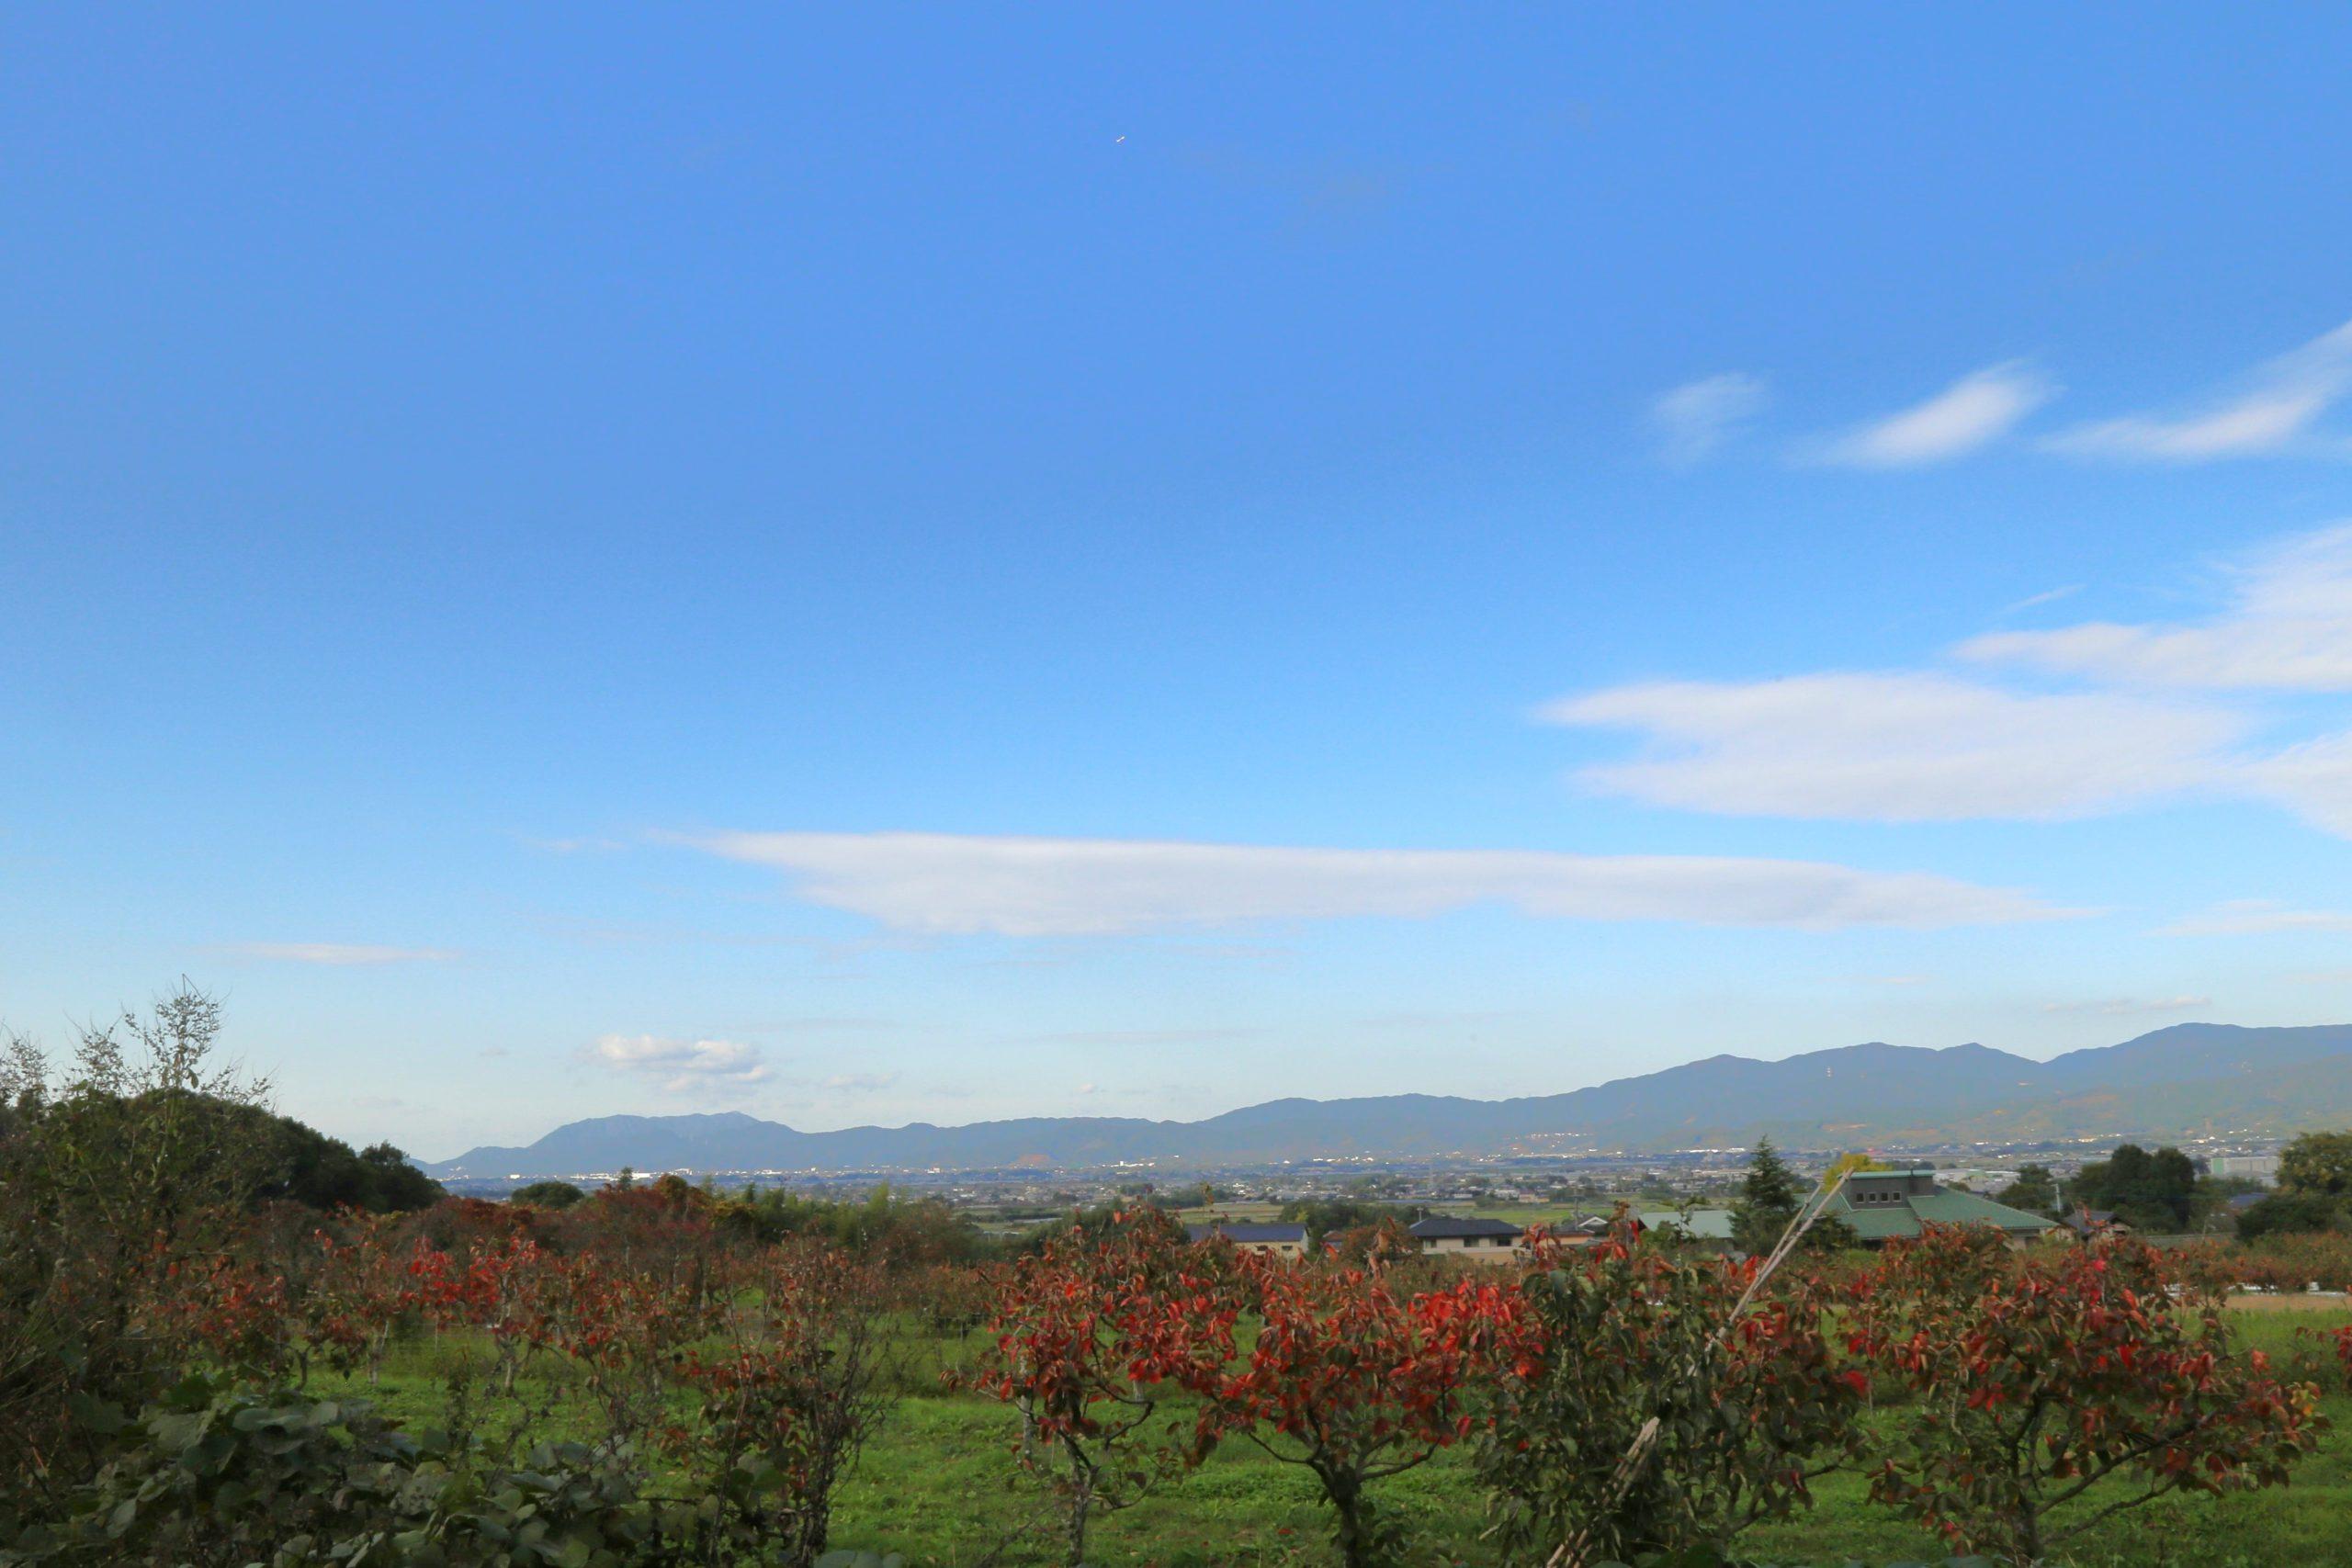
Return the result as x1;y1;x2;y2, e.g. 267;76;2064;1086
586;1033;769;1093
683;830;2064;935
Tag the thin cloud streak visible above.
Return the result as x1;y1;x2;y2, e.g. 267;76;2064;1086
214;942;460;965
1961;523;2352;692
2045;319;2352;460
680;829;2072;934
2042;996;2210;1017
1815;362;2053;467
2164;900;2352;936
1544;672;2239;821
1652;372;1768;463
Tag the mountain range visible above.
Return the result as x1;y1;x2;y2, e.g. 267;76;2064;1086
423;1022;2352;1178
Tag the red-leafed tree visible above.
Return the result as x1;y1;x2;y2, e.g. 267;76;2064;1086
297;1214;412;1384
160;1253;296;1382
673;1243;897;1568
410;1231;562;1395
556;1247;720;1450
971;1209;1237;1564
1851;1227;2324;1565
1192;1252;1530;1568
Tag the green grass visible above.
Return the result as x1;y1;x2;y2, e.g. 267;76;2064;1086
311;1303;2352;1567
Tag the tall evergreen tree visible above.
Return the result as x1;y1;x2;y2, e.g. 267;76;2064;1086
1739;1138;1800;1214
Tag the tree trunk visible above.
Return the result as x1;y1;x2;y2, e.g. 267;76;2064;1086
1322;1464;1378;1568
1062;1436;1096;1565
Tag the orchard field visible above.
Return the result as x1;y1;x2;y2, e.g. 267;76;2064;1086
291;1294;2352;1568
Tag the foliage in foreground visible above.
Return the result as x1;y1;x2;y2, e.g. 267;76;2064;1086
1850;1227;2325;1565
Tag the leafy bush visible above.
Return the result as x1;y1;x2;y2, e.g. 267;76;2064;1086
6;1374;660;1566
1476;1224;1860;1564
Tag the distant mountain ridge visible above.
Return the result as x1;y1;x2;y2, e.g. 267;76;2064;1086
424;1023;2352;1178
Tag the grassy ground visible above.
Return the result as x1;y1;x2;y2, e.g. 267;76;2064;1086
316;1303;2352;1567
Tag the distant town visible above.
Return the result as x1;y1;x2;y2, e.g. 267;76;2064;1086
430;1130;2290;1245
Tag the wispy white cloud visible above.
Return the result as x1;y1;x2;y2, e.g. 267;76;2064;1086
2163;899;2352;937
821;1071;899;1093
1997;584;2083;616
1543;672;2238;821
1815;362;2053;468
681;829;2068;934
2041;995;2210;1017
1961;523;2352;692
525;835;628;855
585;1033;769;1093
1651;372;1769;463
2242;729;2352;836
2045;320;2352;460
1549;524;2352;839
215;942;459;965
1020;1027;1263;1047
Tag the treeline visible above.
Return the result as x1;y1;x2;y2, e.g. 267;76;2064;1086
1986;1133;2352;1236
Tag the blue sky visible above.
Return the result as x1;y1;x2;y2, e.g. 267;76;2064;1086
8;8;2352;1157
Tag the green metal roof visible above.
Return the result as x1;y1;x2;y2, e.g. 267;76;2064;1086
1809;1182;2056;1242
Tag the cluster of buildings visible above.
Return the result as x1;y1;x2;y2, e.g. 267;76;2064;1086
1186;1213;1531;1261
1187;1168;2060;1261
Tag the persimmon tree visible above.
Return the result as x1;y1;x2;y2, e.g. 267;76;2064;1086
972;1209;1236;1564
1193;1254;1527;1568
297;1215;412;1383
1851;1227;2324;1565
673;1244;897;1568
1476;1223;1861;1563
557;1249;717;1451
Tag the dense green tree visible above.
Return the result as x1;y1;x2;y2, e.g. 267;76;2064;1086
2067;1144;2197;1232
2235;1190;2346;1240
0;985;280;1515
1738;1138;1800;1213
512;1179;587;1210
1277;1198;1424;1249
2280;1131;2352;1198
1996;1163;2059;1215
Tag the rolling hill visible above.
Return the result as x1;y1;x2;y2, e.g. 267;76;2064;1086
423;1022;2352;1178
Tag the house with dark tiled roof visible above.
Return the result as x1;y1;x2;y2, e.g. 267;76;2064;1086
1185;1220;1306;1258
2060;1208;2130;1238
1807;1168;2056;1247
1408;1214;1525;1263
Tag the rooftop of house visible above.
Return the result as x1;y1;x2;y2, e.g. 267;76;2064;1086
1634;1207;1737;1240
1185;1222;1306;1245
1408;1215;1524;1240
1809;1175;2055;1242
